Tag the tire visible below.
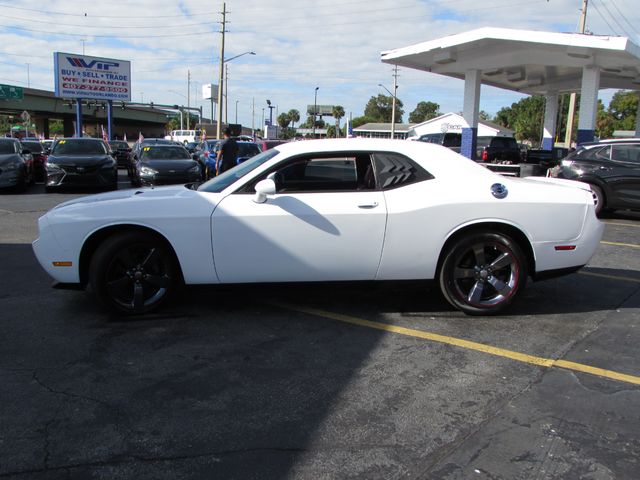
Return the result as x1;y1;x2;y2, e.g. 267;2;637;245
89;231;179;315
439;232;527;315
589;184;605;216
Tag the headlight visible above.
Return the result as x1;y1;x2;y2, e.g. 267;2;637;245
4;161;21;170
561;160;574;167
188;165;201;174
139;166;158;176
46;162;63;172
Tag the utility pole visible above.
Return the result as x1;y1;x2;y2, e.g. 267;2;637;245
565;0;588;147
216;2;227;139
225;63;229;125
252;97;255;136
391;65;398;139
187;69;191;129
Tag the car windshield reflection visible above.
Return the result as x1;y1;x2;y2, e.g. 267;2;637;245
197;148;280;193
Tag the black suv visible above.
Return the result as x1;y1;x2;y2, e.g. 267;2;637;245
549;139;640;215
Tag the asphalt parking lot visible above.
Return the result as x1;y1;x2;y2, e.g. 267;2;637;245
1;173;639;480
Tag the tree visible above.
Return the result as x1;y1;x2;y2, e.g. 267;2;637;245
287;109;300;128
493;96;545;144
363;94;404;123
277;112;290;130
332;105;345;137
408;101;440;123
479;110;491;121
351;115;377;129
326;125;336;138
608;90;638;131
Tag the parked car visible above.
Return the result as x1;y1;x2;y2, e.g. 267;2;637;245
20;140;48;181
128;138;176;178
184;141;201;154
415;132;462;153
548;138;640;215
476;136;521;163
108;140;132;168
131;144;202;187
45;138;118;192
256;139;288;151
165;129;203;144
0;138;33;191
33;139;603;316
42;139;54;154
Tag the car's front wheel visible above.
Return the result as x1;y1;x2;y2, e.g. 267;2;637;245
589;184;605;216
439;232;527;315
89;231;179;315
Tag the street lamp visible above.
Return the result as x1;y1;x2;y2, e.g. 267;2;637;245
313;86;319;138
235;100;239;124
169;90;187;129
378;83;398;139
216;51;256;138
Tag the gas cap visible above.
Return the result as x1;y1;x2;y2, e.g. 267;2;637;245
491;183;508;199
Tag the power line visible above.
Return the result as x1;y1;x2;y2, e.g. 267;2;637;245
0;23;217;38
592;0;634;38
0;2;216;18
590;0;618;35
0;13;216;30
608;0;640;38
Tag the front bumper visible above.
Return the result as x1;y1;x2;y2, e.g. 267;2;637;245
46;166;117;189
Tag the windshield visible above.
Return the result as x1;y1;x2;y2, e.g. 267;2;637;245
198;149;279;193
238;143;261;157
0;142;17;154
109;141;128;149
21;141;43;153
141;139;173;146
52;140;107;155
141;146;190;160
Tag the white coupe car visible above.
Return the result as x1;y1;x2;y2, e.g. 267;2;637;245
33;139;604;315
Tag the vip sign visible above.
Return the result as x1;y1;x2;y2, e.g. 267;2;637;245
54;52;132;101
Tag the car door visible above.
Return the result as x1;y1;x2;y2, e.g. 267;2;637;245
211;152;387;283
606;144;640;208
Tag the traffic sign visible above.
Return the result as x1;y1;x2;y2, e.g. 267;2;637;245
0;84;24;100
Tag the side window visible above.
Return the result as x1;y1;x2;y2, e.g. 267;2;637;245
372;152;434;190
594;146;611;161
275;156;358;192
611;145;640;164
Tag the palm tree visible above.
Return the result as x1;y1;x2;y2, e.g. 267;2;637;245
332;105;345;138
287;109;300;129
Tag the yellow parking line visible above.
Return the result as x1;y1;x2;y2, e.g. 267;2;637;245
579;271;640;284
603;221;640;228
272;303;640;386
600;240;640;249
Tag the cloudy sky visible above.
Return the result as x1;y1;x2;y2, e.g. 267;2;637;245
1;0;639;127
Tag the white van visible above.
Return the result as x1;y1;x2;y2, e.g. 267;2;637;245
165;130;203;144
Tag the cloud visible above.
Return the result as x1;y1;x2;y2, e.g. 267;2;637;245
0;0;638;125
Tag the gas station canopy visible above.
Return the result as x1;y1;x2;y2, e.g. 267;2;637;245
381;27;640;95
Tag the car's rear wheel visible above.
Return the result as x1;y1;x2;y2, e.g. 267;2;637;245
439;232;527;315
90;231;179;315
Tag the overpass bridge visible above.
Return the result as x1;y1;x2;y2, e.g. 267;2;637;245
1;86;173;139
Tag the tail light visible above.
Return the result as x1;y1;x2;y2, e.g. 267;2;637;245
482;150;488;162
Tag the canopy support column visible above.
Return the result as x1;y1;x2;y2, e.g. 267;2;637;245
577;66;600;145
461;69;481;159
542;92;558;150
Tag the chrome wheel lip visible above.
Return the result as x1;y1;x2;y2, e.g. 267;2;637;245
451;241;520;308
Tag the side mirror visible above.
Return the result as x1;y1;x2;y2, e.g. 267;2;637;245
253;178;276;204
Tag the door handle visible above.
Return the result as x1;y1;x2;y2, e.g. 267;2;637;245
358;202;379;209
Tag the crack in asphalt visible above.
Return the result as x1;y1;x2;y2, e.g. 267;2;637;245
0;447;309;478
31;371;109;408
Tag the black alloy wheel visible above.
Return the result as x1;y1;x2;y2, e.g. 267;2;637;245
90;232;179;315
439;232;527;315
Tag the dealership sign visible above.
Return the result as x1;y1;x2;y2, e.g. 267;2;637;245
53;52;131;101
